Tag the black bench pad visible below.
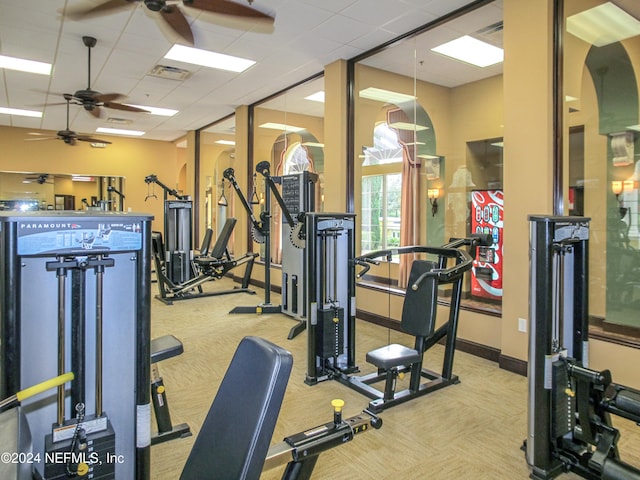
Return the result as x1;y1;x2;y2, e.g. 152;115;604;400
366;344;421;369
151;334;184;363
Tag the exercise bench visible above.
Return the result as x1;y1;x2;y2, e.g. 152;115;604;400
180;336;382;479
151;334;191;445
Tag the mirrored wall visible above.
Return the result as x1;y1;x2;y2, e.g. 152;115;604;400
353;0;504;312
0;172;126;212
251;76;326;265
563;0;640;340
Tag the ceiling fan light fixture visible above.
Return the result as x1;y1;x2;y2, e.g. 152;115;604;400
164;44;255;73
0;55;52;75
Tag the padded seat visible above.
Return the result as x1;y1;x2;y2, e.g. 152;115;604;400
151;334;184;364
366;344;421;369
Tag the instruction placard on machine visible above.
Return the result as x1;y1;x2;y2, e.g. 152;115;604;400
16;219;143;255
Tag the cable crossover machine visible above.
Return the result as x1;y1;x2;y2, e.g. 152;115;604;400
223;162;317;339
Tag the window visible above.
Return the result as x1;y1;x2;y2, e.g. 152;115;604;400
361;123;403;254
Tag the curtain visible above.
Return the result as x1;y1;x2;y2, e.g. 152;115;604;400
388;108;421;289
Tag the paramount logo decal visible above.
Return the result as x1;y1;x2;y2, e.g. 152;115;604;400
19;223;79;230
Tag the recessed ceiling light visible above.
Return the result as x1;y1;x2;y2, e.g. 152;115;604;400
164;44;255;73
259;122;305;132
359;87;416;104
305;91;325;103
431;35;504;67
96;127;145;136
0;55;51;75
0;107;42;118
215;140;235;145
567;2;640;47
126;105;178;116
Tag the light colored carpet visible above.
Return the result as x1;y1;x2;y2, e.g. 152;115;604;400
149;278;639;479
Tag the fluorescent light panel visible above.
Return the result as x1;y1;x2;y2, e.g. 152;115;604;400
127;104;178;116
259;122;305;133
305;91;325;103
359;87;416;104
567;2;640;47
388;121;429;131
301;142;324;148
431;35;504;67
96;127;145;136
164;44;255;73
215;140;236;145
0;55;51;75
0;107;42;118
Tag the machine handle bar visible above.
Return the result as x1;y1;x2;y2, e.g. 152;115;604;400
0;372;75;411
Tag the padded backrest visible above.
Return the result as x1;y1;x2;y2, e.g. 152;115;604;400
199;228;213;256
401;260;439;338
210;218;238;259
180;336;293;480
151;231;164;264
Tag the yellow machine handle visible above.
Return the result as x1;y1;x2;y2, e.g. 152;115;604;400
0;372;74;410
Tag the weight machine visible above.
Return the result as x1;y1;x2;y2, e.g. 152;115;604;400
144;174;193;285
224;163;316;339
0;211;153;479
302;213;485;412
525;215;640;480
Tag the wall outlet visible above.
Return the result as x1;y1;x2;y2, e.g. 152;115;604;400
518;317;527;333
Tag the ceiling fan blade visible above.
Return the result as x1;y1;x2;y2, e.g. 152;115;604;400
65;0;137;19
76;136;113;144
88;107;102;118
25;136;58;141
94;93;125;103
160;6;195;45
186;0;274;22
102;102;151;113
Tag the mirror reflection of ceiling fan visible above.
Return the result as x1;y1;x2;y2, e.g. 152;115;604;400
64;0;276;46
26;94;113;146
44;36;151;119
23;174;54;185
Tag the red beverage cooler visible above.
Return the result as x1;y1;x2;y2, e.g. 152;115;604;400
470;189;503;301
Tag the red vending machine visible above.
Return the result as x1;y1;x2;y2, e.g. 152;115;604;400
470;189;503;301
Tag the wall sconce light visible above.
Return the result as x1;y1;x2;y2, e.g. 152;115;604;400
428;188;440;216
217;179;228;206
612;180;623;197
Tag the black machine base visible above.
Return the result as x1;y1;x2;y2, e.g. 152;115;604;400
151;422;192;446
156;286;255;306
229;304;306;339
342;369;460;413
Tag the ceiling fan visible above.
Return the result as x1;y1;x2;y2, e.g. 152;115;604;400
23;174;54;185
47;36;150;118
65;0;275;46
26;94;113;146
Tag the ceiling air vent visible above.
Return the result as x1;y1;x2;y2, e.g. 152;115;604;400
106;117;132;125
148;65;192;81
